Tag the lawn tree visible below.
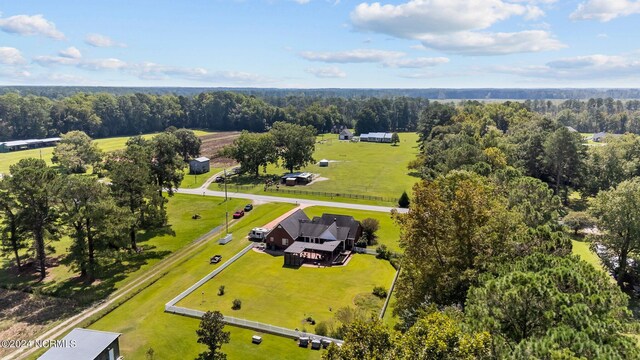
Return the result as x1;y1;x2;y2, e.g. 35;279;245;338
563;211;595;235
0;177;26;270
149;132;185;201
360;218;380;246
270;121;316;173
8;158;60;279
56;175;129;282
196;310;230;360
543;126;585;201
107;141;164;251
392;171;529;320
173;128;202;162
465;254;637;359
391;132;400;145
51;130;102;174
398;191;410;208
223;131;277;177
589;178;640;290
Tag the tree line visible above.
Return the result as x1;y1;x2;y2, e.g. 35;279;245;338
0;128;201;282
0;92;425;142
324;100;640;359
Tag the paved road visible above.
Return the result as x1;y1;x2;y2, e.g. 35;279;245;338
177;188;408;214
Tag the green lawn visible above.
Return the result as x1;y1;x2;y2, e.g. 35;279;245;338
0;130;213;175
89;202;305;359
571;240;604;272
179;167;223;189
177;251;396;330
211;132;420;205
0;194;247;304
303;206;401;253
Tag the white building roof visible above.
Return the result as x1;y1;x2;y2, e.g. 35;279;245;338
192;156;210;162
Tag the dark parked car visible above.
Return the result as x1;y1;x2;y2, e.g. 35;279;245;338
233;210;245;219
210;255;222;264
244;204;253;212
214;176;225;183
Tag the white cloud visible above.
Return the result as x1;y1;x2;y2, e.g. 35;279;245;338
33;55;79;66
85;33;126;47
419;30;565;55
0;47;26;65
129;62;271;84
79;58;128;71
0;14;64;40
306;66;347;78
571;0;640;22
293;0;311;3
59;47;82;59
495;54;640;80
351;0;531;37
383;56;449;68
350;0;563;55
300;48;404;63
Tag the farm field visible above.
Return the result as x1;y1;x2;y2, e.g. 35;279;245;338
0;130;214;175
177;251;396;330
88;202;301;360
211;132;420;205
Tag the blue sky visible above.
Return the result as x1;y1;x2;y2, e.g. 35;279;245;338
0;0;639;88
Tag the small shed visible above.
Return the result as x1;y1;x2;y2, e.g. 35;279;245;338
189;156;210;174
285;177;297;186
339;129;353;140
319;159;329;167
38;328;121;360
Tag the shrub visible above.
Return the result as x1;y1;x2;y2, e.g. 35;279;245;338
361;218;380;245
232;299;242;310
355;237;368;248
376;244;392;260
372;286;388;298
218;285;225;296
315;321;328;336
398;191;410;208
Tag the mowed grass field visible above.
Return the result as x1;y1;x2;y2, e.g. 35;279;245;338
89;202;308;360
178;251;396;330
211;132;420;204
0;130;213;174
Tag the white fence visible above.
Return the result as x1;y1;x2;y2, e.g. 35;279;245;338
165;243;254;308
353;246;377;255
379;268;401;319
166;305;343;345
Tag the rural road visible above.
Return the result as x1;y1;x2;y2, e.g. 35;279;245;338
176;188;408;214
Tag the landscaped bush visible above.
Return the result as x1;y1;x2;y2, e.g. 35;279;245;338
218;285;225;296
372;286;387;299
356;237;368;248
306;316;316;325
232;298;242;310
398;191;410;208
315;321;328;336
376;244;392;260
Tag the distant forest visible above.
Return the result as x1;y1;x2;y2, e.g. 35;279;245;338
2;88;640;141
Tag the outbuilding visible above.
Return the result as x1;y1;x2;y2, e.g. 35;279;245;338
319;159;329;167
189;156;210;174
38;328;121;360
339;129;353;141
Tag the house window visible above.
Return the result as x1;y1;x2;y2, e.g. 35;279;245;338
270;237;274;242
283;238;288;246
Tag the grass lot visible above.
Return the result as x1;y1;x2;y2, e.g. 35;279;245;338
212;132;420;205
0;130;213;175
303;206;401;253
0;194;246;304
177;251;396;330
179;167;222;189
89;202;304;359
571;239;604;272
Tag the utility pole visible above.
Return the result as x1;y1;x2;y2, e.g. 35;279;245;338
224;168;229;234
